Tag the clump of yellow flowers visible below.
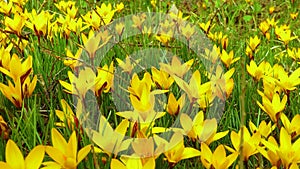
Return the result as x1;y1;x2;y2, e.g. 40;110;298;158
0;0;300;169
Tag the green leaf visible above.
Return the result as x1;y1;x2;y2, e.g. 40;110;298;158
243;15;252;22
253;2;262;13
215;0;221;8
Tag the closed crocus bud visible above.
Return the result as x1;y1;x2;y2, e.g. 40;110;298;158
266;32;270;40
269;6;275;14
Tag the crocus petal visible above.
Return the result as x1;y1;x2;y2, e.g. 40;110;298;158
210;130;229;143
125;158;143;169
25;145;45;169
59;80;73;94
116;111;138;121
200;142;212;168
143;157;155;169
280;127;291;150
0;67;11;78
115;119;129;136
180;113;193;134
51;128;68;154
226;152;239;168
230;131;240;151
0;162;13;169
42;161;62;169
199;119;217;143
77;145;91;165
45;146;66;166
6;140;25;169
261;137;278;153
66;131;77;159
28;75;37;96
181;147;201;160
280;113;290;132
110;159;127;169
212;145;226;165
290;163;299;169
61;99;74;116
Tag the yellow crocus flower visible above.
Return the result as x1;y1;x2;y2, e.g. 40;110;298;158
172;69;211;106
257;137;280;167
249;120;276;138
277;29;298;46
95;62;114;94
267;17;278;27
166;93;185;116
181;24;195;41
209;66;235;101
257;93;287;123
116;2;124;12
0;54;32;82
132;14;146;31
4;13;26;36
290;12;298;20
275;24;289;37
59;67;97;98
257;79;281;101
81;30;101;59
221;35;229;49
259;21;270;35
155;30;173;46
179;111;228;144
91;116;130;156
160;56;193;78
54;1;76;12
22;75;37;98
115;22;125;36
66;5;77;19
269;6;275;14
226;126;261;161
0;74;36;108
220;49;240;68
0;44;13;70
44;128;91;169
0;78;22;108
201;143;238;169
247;60;272;81
150;0;156;8
116;56;140;74
118;72;167;122
261;127;300;168
131;135;164;158
275;67;300;91
26;9;53;37
0;140;44;169
151;67;174;90
82;3;115;30
82;11;101;30
202;45;221;64
128;72;152;96
280;113;300;138
247;60;266;81
199;20;214;34
0;1;13;15
287;47;300;61
158;132;201;166
81;30;112;59
248;35;261;51
64;48;82;70
55;99;77;129
95;3;116;25
168;8;189;25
